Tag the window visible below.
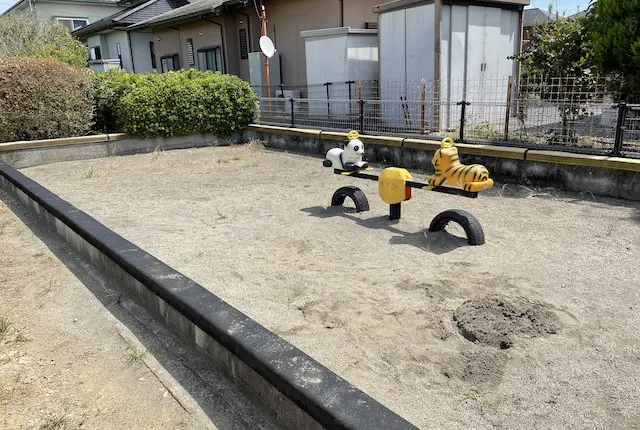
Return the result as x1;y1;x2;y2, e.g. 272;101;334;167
238;28;248;60
56;17;88;31
149;42;156;69
197;47;223;73
89;46;102;61
186;38;195;66
160;54;180;72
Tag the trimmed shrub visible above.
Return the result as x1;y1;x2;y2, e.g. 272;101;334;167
93;70;152;133
0;12;89;68
118;70;258;138
0;57;93;142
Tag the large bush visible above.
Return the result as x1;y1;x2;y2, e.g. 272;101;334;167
0;57;93;142
0;12;89;68
117;70;258;137
93;71;152;132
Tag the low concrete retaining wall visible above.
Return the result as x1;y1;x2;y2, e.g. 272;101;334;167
0;163;417;430
0;133;242;169
244;125;640;201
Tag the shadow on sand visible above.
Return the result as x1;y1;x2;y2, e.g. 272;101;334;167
300;205;469;255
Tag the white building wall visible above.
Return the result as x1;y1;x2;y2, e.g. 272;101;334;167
105;30;132;71
129;31;155;73
29;2;124;25
379;3;520;131
379;4;435;128
303;29;378;116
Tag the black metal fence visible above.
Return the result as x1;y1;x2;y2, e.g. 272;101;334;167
251;77;640;157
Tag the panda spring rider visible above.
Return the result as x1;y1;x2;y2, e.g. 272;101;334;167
322;130;369;172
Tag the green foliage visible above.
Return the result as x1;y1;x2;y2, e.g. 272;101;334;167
93;71;153;132
0;12;88;68
512;15;601;144
515;15;597;81
587;0;640;101
118;70;258;138
0;57;93;142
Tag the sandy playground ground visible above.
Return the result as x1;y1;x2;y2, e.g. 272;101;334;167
18;143;640;429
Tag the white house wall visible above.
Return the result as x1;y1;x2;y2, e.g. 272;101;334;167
105;31;133;71
129;31;155;73
30;2;124;25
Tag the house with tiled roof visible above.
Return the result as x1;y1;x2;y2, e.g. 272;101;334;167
72;0;189;72
2;0;127;31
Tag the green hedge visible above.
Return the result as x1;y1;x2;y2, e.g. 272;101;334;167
94;69;258;137
93;71;151;133
0;57;93;142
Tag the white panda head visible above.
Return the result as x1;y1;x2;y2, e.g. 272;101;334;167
344;138;364;158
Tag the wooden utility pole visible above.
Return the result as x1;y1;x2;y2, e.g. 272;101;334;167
260;5;271;112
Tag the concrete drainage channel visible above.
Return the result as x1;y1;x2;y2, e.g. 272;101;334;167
0;160;418;430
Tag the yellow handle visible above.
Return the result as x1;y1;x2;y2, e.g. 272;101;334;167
347;130;360;140
441;137;455;148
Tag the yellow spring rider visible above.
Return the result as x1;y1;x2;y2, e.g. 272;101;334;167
426;137;494;192
327;133;494;245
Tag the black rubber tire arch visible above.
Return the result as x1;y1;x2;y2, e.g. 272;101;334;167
331;186;370;213
428;209;485;246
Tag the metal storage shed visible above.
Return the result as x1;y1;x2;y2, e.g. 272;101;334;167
301;27;379;117
374;0;527;131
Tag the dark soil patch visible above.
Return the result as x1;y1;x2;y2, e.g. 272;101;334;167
442;347;508;387
453;294;561;349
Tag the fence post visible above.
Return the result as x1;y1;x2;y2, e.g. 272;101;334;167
358;80;364;134
420;78;426;134
457;101;470;142
504;76;512;141
290;98;295;127
612;102;627;156
323;82;332;117
347;80;355;100
280;83;285;98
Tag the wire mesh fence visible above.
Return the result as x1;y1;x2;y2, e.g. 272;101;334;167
254;76;638;156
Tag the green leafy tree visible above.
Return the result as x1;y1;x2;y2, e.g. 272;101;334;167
587;0;640;102
0;12;88;68
511;14;600;144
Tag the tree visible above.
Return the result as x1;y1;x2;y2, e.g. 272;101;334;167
516;15;597;81
0;12;88;68
587;0;640;102
511;15;600;144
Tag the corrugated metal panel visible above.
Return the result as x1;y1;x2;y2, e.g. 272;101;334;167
406;3;435;127
379;9;406;128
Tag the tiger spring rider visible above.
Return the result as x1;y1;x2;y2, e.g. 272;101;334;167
323;134;494;245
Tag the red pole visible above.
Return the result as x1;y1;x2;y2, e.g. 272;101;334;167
261;6;271;112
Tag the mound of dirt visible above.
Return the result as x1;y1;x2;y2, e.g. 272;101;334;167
442;347;508;387
453;294;561;349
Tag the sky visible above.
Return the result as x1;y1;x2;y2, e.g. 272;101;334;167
0;0;593;21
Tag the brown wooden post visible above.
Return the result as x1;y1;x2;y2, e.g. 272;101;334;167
504;76;512;141
261;6;271;113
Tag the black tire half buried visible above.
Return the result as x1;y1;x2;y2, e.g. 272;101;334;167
331;186;370;212
428;209;485;245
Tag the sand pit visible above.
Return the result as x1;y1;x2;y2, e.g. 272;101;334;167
16;144;640;429
454;294;561;349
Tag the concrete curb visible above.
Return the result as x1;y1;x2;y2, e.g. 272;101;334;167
244;124;640;201
0;133;242;169
0;162;418;430
246;124;640;172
